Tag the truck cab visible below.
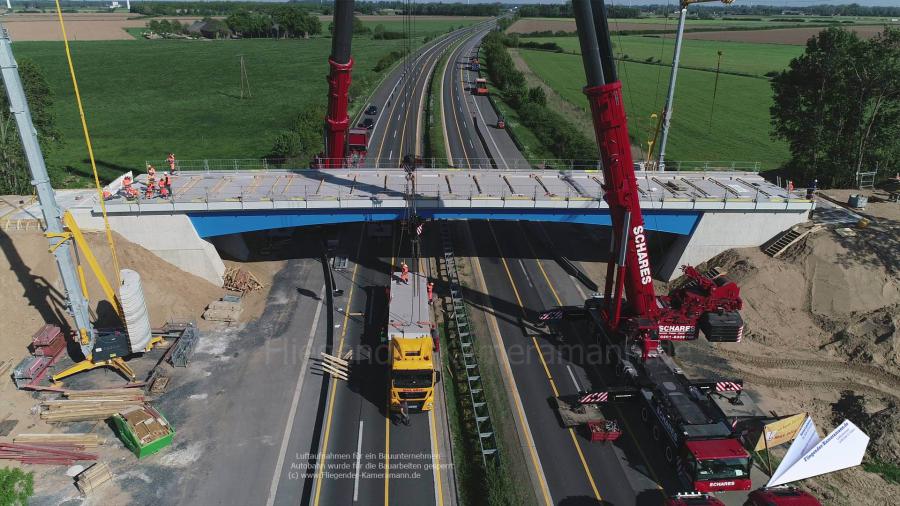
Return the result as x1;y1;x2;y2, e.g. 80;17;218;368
684;439;752;492
474;78;488;96
387;271;437;412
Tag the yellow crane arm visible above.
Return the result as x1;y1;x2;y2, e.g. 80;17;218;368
62;211;123;320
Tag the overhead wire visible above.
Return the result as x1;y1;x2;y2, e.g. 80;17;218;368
53;0;122;289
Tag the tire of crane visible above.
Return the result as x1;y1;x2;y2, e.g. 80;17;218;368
615;363;624;378
641;407;649;422
665;445;675;464
652;425;660;441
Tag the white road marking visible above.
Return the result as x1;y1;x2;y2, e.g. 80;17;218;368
393;130;397;139
353;420;364;502
266;284;326;506
518;259;534;288
389;149;393;160
567;365;582;392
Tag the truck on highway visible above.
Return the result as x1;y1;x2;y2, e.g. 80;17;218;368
387;270;438;412
473;78;488;96
470;57;480;72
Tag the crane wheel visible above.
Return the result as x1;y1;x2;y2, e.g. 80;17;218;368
652;425;660;441
640;407;649;422
665;446;675;463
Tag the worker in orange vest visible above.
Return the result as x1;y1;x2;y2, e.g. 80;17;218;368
400;261;409;284
122;175;137;199
147;164;156;179
144;177;156;199
427;282;434;304
167;153;177;175
160;172;172;198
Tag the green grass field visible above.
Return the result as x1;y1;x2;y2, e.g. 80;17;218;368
516;48;789;168
13;37;406;186
522;35;803;77
524;15;886;28
359;18;483;37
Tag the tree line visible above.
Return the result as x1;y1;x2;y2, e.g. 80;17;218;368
0;60;58;195
517;4;640;19
515;3;899;19
481;30;596;163
130;1;500;18
771;27;899;188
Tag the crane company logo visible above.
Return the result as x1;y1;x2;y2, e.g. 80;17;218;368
632;225;652;284
658;325;695;336
708;481;736;488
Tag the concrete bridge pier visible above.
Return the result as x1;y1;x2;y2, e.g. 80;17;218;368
654;210;809;281
71;209;226;286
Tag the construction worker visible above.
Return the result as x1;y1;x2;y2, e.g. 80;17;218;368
160;171;173;199
427;282;434;304
145;166;157;199
400;261;409;284
122;175;137;199
167;153;177;175
400;400;410;426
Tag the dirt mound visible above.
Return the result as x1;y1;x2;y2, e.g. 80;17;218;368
0;228;221;353
863;406;900;464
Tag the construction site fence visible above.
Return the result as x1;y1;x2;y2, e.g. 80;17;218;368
145;158;762;174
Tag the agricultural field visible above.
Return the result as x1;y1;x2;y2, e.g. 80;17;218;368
678;24;892;44
1;13;203;41
505;15;860;34
522;35;803;77
12;37;406;186
515;48;789;168
322;15;485;37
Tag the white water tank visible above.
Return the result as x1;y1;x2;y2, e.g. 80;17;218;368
119;269;152;353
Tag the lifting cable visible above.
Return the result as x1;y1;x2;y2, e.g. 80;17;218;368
53;0;122;288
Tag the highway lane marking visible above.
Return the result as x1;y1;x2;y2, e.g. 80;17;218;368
438;39;457;166
518;258;534;288
266;283;326;506
521;229;667;494
429;408;445;506
353;420;364;502
446;41;472;169
313;228;365;506
567;364;583;392
468;224;552;506
471;90;509;170
488;222;602;502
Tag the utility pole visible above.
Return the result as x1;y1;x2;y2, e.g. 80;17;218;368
657;0;734;170
0;26;95;356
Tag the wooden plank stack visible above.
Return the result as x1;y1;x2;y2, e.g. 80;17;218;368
40;389;146;422
76;462;113;496
223;266;263;293
12;433;104;447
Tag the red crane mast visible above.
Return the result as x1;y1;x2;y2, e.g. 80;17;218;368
323;0;355;168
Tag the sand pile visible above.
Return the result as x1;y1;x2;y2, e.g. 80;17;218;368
706;223;900;375
0;229;222;346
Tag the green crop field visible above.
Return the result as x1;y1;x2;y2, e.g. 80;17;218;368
359;17;484;36
516;48;789;168
12;37;406;186
522;35;802;77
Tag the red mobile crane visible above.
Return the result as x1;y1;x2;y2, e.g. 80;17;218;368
549;0;752;494
321;0;368;168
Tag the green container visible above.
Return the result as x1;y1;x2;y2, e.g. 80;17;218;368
112;405;175;459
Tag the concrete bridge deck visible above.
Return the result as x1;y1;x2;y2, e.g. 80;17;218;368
104;169;810;214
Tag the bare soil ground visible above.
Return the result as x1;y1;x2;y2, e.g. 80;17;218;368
669;187;900;505
678;25;888;44
2;13;201;41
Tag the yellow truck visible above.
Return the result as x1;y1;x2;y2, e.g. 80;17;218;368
387;270;438;412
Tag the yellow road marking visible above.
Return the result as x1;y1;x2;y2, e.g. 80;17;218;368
468;228;552;506
313;228;364;506
521;225;666;493
384;410;391;505
487;222;602;502
429;408;445;506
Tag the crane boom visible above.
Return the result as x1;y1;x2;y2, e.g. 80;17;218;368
0;26;95;356
573;1;658;328
323;0;355;168
572;0;744;360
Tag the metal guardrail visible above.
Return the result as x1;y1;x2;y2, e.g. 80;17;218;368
440;223;498;466
143;158;761;173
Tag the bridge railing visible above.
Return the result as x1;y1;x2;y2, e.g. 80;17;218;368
144;158;761;174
